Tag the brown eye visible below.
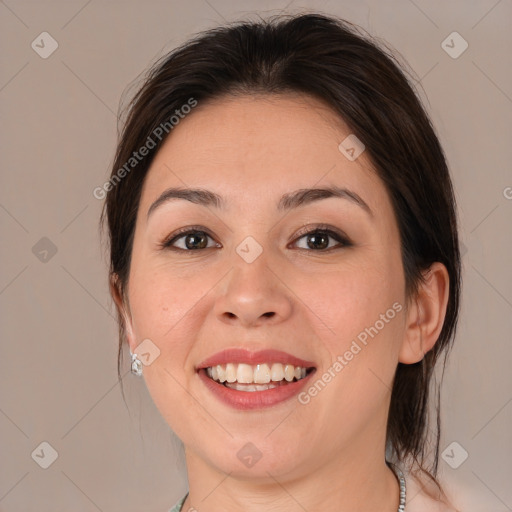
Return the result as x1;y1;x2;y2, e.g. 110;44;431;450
293;227;351;252
305;231;330;250
162;228;218;251
181;231;209;250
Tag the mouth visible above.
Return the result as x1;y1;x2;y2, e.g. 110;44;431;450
196;348;317;409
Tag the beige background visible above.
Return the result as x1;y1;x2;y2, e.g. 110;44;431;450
1;0;511;511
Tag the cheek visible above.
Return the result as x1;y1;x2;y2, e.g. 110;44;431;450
291;251;404;347
126;257;228;381
126;266;207;429
126;259;187;368
129;276;175;339
293;266;405;442
292;249;405;408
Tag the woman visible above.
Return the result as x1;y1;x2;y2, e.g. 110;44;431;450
101;13;461;512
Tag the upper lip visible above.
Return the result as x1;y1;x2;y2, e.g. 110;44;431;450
196;348;316;370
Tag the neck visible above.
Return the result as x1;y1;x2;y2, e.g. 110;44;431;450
181;444;400;512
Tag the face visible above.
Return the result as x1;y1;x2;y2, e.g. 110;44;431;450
122;94;408;479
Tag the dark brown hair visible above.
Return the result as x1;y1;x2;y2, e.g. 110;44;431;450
101;12;461;501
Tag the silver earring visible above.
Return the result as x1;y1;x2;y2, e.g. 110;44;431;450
130;351;143;377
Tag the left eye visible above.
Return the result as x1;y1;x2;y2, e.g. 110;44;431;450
293;228;349;251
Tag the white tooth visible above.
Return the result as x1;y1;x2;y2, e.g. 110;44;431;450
226;363;237;383
217;364;227;382
210;362;308;384
270;363;285;381
284;364;295;382
237;363;253;383
254;363;271;384
225;382;280;392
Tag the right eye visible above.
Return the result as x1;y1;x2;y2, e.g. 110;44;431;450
160;227;220;251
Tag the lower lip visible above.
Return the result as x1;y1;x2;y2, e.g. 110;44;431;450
197;368;316;410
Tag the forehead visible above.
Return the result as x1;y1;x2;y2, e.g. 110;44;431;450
139;94;388;216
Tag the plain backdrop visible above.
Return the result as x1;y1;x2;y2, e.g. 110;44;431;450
1;1;511;511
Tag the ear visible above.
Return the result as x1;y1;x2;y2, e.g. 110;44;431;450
399;262;450;364
110;273;136;352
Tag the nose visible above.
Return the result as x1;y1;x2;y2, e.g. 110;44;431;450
213;254;293;328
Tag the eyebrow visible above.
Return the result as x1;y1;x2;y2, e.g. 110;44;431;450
146;185;373;219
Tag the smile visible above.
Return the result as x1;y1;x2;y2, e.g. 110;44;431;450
206;362;312;391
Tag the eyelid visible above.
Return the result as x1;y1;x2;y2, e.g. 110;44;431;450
293;223;350;242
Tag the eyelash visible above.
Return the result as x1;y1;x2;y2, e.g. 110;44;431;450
159;224;352;253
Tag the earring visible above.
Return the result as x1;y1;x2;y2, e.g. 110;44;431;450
130;351;143;377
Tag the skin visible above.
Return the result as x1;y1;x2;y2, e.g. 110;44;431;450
112;94;451;511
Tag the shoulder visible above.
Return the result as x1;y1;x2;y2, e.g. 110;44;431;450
405;471;461;512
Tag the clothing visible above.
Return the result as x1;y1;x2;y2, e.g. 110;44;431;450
168;492;188;512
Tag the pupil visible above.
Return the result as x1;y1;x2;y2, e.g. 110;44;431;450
186;232;208;249
307;232;328;250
